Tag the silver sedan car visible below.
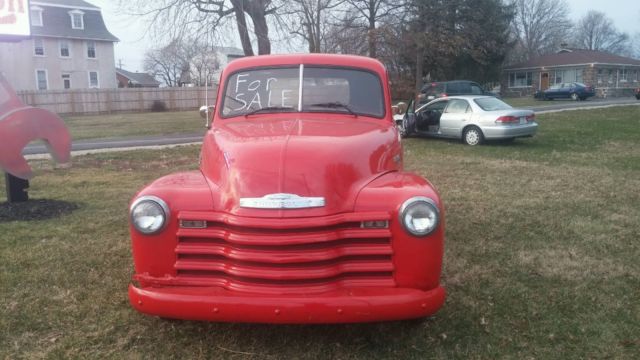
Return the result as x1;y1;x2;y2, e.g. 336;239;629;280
398;95;538;145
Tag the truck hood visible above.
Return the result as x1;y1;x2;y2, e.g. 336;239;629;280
200;116;400;217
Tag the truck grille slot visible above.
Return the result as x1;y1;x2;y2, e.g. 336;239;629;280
174;211;395;294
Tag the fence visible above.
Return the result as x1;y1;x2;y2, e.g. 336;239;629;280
16;86;218;116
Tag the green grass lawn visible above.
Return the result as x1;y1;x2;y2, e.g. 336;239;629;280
1;106;639;358
503;96;541;107
62;111;206;141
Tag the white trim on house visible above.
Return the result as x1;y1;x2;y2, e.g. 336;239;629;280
69;10;85;30
31;2;100;11
62;73;72;89
86;40;97;59
30;6;44;27
88;71;99;88
33;38;46;57
505;63;640;72
58;39;72;58
35;69;49;90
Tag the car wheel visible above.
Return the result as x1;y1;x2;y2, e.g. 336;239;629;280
463;126;484;146
570;93;579;101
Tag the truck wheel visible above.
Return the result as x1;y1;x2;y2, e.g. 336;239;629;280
571;93;579;101
463;126;484;146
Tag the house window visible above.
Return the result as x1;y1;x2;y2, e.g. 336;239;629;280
86;41;96;58
33;38;45;56
62;74;71;89
551;68;583;85
620;69;628;82
88;71;99;88
508;72;532;87
59;40;71;57
69;10;84;30
30;7;43;26
36;70;48;90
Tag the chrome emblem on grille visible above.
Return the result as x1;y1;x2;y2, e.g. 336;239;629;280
239;193;325;209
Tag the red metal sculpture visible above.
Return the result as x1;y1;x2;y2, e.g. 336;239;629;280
0;73;71;201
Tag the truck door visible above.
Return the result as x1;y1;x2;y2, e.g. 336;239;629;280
439;99;472;137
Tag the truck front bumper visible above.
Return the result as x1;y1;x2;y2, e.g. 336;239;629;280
129;284;446;324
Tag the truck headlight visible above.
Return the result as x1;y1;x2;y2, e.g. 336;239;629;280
399;197;439;237
130;196;170;235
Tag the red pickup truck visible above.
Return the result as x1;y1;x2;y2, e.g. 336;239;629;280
128;54;446;323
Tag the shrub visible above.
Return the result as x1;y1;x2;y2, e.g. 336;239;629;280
150;100;167;112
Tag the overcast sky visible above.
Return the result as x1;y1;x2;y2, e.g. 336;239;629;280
90;0;640;72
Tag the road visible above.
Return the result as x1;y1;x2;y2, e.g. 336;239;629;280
23;97;639;156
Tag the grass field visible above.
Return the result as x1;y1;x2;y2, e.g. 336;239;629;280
503;96;541;107
1;106;639;359
62;111;205;141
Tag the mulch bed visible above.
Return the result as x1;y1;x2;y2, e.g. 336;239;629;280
0;199;78;222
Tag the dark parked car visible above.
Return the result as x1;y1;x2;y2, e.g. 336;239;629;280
635;87;640;100
538;82;595;101
418;80;496;104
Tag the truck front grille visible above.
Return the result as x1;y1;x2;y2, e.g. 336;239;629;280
173;211;395;294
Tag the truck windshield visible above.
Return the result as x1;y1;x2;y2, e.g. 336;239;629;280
221;66;384;118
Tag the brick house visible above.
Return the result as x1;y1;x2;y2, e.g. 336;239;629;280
0;0;119;91
502;49;640;98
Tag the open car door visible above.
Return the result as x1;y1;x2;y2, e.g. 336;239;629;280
400;98;417;137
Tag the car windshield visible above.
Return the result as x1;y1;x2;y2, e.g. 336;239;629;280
575;82;587;87
473;97;512;111
221;66;384;118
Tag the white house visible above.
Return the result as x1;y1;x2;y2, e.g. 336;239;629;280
0;0;119;91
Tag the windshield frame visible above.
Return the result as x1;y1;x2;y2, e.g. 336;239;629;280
219;64;386;119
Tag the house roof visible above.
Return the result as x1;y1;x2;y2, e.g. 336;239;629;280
116;69;161;87
31;0;119;42
505;49;640;71
214;46;245;56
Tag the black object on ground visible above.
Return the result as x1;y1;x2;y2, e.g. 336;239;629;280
5;173;29;203
0;199;78;222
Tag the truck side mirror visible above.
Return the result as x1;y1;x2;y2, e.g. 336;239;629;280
199;105;215;129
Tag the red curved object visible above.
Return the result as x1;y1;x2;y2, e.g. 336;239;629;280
0;74;71;180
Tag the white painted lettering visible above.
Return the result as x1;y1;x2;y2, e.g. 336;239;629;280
248;92;262;109
248;80;261;91
235;73;248;93
281;90;292;107
233;93;247;111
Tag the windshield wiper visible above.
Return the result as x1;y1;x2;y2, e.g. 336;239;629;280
307;102;358;117
245;106;296;117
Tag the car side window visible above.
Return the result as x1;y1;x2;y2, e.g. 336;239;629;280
444;99;470;114
424;100;448;113
447;83;460;94
470;84;483;94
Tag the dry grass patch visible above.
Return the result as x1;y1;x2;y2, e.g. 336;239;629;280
2;107;640;359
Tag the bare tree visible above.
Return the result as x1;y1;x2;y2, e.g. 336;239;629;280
122;0;279;56
190;46;220;86
143;39;191;87
343;0;405;58
573;11;629;55
510;0;572;61
285;0;344;53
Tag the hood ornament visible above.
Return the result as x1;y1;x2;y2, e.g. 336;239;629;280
240;193;325;209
